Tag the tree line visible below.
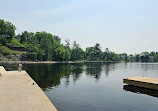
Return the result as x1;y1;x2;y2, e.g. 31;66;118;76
0;19;158;62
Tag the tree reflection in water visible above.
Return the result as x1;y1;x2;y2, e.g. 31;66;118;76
71;63;84;83
103;63;116;77
1;63;116;91
25;63;72;90
85;63;103;80
25;63;84;90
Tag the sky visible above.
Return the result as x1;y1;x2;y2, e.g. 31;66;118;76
0;0;158;54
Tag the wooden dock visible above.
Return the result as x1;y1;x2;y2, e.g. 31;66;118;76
123;76;158;90
0;66;57;111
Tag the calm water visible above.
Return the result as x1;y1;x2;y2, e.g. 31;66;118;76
1;63;158;111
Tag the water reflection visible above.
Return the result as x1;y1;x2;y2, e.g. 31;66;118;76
23;63;84;90
85;63;103;80
26;63;114;90
103;63;116;77
24;64;72;90
71;63;84;83
0;63;116;90
123;85;158;98
104;63;110;76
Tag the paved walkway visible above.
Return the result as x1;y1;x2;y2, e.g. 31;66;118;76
0;67;57;111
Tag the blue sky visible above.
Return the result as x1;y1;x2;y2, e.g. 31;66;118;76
1;0;158;54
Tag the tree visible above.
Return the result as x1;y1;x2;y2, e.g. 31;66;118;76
40;36;53;60
7;38;23;47
154;54;158;62
122;53;128;62
140;52;149;62
54;35;61;43
0;19;16;39
71;41;84;61
65;39;70;49
65;47;71;61
85;47;95;60
35;32;43;43
150;52;155;56
94;43;102;60
0;37;7;46
19;31;34;44
135;54;140;62
103;48;110;61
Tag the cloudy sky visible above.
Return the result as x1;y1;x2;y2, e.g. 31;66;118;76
1;0;158;54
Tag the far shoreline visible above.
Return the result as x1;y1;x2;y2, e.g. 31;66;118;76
0;61;157;64
0;61;119;64
0;61;83;64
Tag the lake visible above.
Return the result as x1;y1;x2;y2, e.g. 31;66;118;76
1;62;158;111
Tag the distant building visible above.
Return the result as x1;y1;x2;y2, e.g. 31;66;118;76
128;55;135;61
120;53;127;60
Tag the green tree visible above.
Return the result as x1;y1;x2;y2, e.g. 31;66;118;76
154;54;158;62
54;35;61;43
7;38;23;47
94;43;102;60
135;54;140;62
65;48;71;61
85;47;95;60
40;37;53;60
150;51;155;56
71;41;84;61
0;37;7;46
19;31;34;44
65;39;70;49
140;52;149;62
0;19;16;39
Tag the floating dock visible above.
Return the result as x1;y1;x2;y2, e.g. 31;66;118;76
123;76;158;90
0;66;57;111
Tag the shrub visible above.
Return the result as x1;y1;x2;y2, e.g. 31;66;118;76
0;46;12;55
26;52;37;61
7;38;23;47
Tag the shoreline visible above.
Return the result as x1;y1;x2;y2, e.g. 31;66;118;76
0;61;84;64
0;61;119;64
0;61;157;64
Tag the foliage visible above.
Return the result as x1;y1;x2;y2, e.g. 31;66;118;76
0;19;16;39
0;19;157;62
154;54;158;62
7;38;23;47
71;41;84;61
0;46;12;55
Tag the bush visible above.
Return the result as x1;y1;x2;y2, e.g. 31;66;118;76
0;38;8;46
0;46;12;55
26;52;37;61
7;38;23;47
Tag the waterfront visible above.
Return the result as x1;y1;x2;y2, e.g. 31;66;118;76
1;63;158;111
